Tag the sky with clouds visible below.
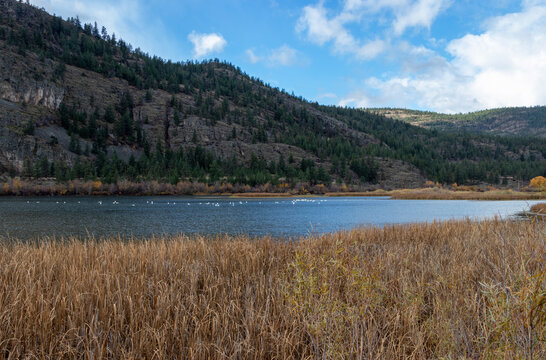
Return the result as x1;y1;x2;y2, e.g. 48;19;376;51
29;0;546;114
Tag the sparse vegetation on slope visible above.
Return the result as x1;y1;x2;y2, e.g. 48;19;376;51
1;219;544;359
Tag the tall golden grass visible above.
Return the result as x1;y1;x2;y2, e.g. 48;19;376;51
530;203;546;214
390;188;546;200
0;219;544;359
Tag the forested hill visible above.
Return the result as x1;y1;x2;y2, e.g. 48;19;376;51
0;0;544;189
370;107;546;138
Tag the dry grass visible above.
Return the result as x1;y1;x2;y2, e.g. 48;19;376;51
530;203;546;214
325;190;392;197
0;219;544;359
390;188;546;200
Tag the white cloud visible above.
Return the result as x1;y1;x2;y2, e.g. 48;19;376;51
296;2;387;60
296;4;342;46
393;0;449;35
268;45;300;66
296;0;448;60
245;45;306;67
339;1;546;113
188;32;227;59
245;49;262;64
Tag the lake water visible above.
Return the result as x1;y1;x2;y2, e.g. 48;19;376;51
0;196;541;240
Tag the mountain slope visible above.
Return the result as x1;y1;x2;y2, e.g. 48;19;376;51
0;0;545;188
369;107;546;138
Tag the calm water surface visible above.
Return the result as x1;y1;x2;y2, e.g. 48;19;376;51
0;196;540;240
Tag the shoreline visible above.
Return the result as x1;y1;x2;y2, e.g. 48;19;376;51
1;189;543;200
1;178;544;200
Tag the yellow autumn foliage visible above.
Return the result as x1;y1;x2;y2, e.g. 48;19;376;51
530;176;546;191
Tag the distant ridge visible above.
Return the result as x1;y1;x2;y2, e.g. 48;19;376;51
368;107;546;138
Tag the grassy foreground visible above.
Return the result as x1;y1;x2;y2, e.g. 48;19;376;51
1;220;545;359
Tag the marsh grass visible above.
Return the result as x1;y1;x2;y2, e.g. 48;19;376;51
530;203;546;214
0;219;544;359
390;188;545;200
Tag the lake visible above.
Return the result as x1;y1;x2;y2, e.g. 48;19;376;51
0;196;541;240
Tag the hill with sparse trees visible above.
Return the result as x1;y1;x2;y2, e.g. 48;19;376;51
0;0;545;190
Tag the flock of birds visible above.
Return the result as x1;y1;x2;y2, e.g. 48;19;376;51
25;198;329;208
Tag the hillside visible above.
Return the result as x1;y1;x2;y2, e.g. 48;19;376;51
0;0;545;189
370;107;546;138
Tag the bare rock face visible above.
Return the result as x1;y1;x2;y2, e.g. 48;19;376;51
0;80;64;110
0;126;76;173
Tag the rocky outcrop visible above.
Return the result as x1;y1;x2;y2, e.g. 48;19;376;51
0;80;64;110
0;127;75;173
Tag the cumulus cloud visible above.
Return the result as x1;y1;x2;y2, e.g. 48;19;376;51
245;45;306;67
392;0;449;35
188;32;227;59
339;1;546;113
296;2;387;60
342;0;449;32
296;0;448;60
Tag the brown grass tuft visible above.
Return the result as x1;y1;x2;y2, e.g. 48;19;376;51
0;220;544;359
530;203;546;214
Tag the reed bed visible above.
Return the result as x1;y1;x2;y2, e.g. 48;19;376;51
390;188;545;200
530;203;546;214
0;219;544;359
325;191;392;197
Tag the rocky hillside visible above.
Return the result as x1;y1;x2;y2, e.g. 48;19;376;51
370;107;546;138
0;0;544;187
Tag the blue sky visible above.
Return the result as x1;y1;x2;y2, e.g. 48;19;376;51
30;0;546;113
